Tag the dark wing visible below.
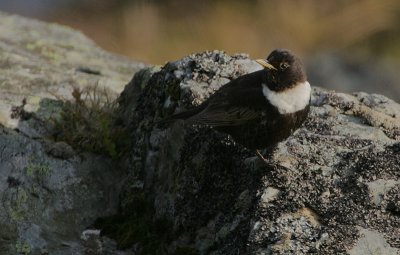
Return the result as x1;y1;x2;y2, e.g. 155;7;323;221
158;104;207;125
186;105;260;126
186;70;268;126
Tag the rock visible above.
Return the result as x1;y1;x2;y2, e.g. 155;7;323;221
0;126;129;254
348;228;398;255
1;10;399;255
0;10;145;130
367;179;399;206
0;12;144;254
118;50;400;254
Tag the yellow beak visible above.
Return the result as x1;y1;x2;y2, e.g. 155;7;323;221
256;59;277;70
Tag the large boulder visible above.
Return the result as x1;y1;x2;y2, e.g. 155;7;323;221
1;10;399;255
0;12;144;254
118;50;400;254
0;11;145;130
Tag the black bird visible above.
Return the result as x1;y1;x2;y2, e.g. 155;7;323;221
161;49;311;161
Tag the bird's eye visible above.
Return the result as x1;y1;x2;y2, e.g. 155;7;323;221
279;62;289;70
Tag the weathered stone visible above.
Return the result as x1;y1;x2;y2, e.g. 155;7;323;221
0;11;144;255
0;126;129;254
348;228;398;255
118;50;400;254
1;10;400;255
0;11;145;130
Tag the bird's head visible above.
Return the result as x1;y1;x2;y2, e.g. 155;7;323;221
256;49;307;92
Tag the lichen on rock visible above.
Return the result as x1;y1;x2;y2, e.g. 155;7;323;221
1;10;399;255
0;11;143;255
116;50;400;254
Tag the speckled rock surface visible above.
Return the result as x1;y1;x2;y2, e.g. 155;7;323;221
119;50;400;254
0;12;144;255
0;11;145;130
1;10;400;255
0;126;126;254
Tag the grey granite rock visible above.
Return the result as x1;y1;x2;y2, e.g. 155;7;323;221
0;12;144;255
119;50;400;254
1;10;400;255
0;10;145;130
0;127;124;254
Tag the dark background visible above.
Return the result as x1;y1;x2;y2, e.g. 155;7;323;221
1;0;400;101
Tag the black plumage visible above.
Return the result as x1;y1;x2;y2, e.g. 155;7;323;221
161;49;310;160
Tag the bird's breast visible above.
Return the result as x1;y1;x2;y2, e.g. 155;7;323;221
262;81;311;114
